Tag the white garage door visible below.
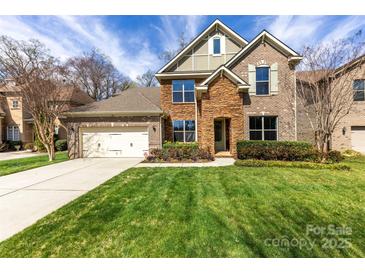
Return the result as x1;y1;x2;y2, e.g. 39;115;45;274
351;126;365;154
82;127;149;158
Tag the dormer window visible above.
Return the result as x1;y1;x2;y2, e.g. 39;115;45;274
12;100;19;108
213;37;221;55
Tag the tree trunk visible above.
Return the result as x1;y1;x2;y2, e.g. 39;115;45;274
48;144;55;161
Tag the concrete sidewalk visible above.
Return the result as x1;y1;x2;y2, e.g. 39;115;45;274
0;157;142;242
0;151;46;161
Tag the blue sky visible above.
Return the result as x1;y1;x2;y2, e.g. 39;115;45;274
0;15;363;79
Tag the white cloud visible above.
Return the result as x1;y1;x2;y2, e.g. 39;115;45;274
153;16;207;52
0;16;160;80
321;16;365;44
257;16;365;52
264;16;325;50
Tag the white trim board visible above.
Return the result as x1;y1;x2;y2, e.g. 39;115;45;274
226;30;302;68
200;66;249;87
157;19;248;74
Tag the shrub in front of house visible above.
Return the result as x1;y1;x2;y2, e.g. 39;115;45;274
55;139;67;151
7;141;22;151
234;159;350;171
236;140;320;162
145;142;213;162
24;143;34;151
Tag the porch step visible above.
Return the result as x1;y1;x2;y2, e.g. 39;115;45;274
215;151;233;158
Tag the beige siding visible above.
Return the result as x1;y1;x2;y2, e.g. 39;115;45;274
167;28;243;72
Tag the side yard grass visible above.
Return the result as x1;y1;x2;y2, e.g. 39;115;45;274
0;152;68;176
0;155;364;257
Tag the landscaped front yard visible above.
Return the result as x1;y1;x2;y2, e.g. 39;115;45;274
0;156;364;257
0;152;68;176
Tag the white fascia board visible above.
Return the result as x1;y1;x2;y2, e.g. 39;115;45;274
157;19;248;74
200;66;248;86
226;30;301;68
155;72;212;79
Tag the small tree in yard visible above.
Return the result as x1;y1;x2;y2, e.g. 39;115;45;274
297;32;365;160
0;36;70;161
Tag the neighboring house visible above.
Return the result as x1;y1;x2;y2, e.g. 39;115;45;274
297;56;365;153
64;19;302;159
0;79;94;145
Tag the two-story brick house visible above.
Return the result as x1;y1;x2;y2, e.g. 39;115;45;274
65;19;302;158
156;19;302;156
0;79;94;145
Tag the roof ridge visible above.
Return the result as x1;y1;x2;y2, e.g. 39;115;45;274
135;88;161;110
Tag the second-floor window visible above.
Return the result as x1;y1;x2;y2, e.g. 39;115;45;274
12;100;19;108
256;67;270;95
353;79;365;101
172;80;195;103
173;120;195;142
213;37;221;55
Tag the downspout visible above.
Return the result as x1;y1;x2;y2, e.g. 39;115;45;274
195;89;198;142
294;70;298;141
159;115;163;148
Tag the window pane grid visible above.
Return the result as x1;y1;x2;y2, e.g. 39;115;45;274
172;80;195;103
353;80;365;101
249;116;277;141
173;120;195;142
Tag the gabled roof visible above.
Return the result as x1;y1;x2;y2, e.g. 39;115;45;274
197;66;249;90
226;30;302;68
65;87;161;117
157;19;248;74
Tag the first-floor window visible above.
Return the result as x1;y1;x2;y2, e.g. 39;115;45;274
173;120;195;142
7;125;20;141
249;116;277;140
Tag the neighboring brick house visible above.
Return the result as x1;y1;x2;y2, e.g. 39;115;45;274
0;80;94;145
297;56;365;153
156;19;302;156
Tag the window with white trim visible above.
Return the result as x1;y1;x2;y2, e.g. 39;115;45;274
173;120;195;142
12;100;19;108
7;125;20;141
172;80;195;103
249;116;277;140
256;67;270;95
213;37;221;55
353;79;365;101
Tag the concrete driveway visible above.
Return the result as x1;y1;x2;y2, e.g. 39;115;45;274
0;157;142;241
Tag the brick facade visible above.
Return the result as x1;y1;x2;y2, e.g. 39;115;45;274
198;75;244;155
231;42;296;142
160;79;201;141
159;42;297;157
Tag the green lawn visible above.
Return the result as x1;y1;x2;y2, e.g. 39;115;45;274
0;152;68;176
0;156;364;257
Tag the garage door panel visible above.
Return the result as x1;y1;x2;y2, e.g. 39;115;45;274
81;128;149;158
351;126;365;154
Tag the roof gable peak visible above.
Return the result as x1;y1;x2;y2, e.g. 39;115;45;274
157;19;248;74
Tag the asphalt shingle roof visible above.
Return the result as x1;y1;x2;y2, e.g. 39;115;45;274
67;87;161;115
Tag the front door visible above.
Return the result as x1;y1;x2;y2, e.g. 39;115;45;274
214;119;226;152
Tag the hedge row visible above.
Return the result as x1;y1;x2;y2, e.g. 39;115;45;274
146;142;213;162
234;159;350;171
236;140;343;163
